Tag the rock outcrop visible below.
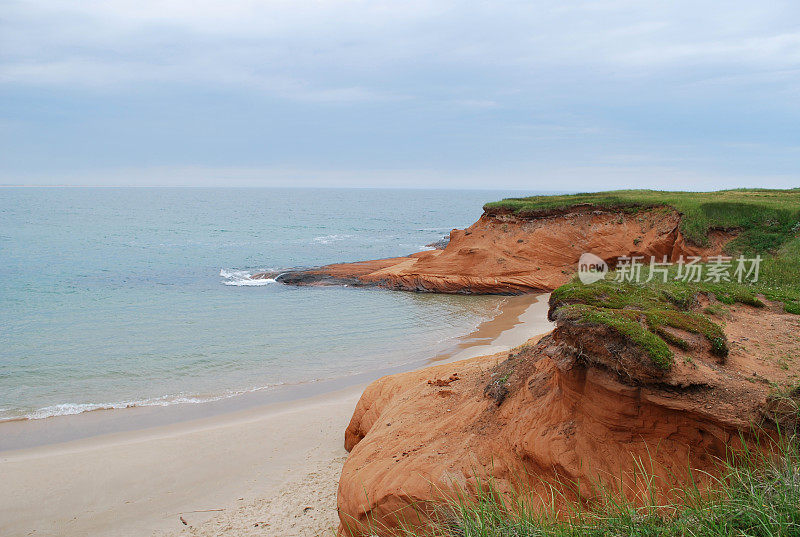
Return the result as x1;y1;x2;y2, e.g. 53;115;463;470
257;206;734;294
336;299;800;536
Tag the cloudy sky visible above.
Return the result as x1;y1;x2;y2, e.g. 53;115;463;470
1;0;799;188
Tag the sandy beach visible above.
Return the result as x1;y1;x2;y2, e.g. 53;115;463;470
0;293;553;537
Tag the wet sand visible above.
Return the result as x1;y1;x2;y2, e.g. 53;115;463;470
0;294;553;537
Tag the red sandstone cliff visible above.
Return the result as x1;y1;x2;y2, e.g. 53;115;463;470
260;206;733;294
336;299;800;536
263;203;787;536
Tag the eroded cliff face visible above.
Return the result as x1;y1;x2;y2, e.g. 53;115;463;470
260;207;733;294
336;300;800;536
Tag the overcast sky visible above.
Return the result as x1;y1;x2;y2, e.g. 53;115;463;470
1;1;799;189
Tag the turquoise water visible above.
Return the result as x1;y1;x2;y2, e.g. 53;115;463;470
0;188;527;421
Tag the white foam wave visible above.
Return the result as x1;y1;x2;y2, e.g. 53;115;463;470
6;384;289;422
313;234;353;244
220;268;275;286
23;397;213;420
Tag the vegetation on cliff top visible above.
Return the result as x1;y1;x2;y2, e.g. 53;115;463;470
484;188;800;250
550;244;799;371
351;190;800;537
551;259;800;370
550;273;769;369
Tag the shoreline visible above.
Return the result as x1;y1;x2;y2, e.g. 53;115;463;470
0;294;550;452
0;293;553;537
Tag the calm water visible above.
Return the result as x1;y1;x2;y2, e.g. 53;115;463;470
0;187;528;421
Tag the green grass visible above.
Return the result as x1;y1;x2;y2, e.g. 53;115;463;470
555;303;676;369
414;436;800;537
759;238;800;313
484;188;800;250
702;303;730;319
551;274;740;369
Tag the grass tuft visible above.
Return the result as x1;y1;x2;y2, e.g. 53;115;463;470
557;303;675;369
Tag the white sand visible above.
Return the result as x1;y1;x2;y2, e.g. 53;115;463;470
0;294;553;537
0;387;360;537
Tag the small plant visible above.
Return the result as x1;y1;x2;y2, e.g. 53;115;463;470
703;303;730;318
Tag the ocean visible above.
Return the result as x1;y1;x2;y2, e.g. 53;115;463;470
0;187;529;422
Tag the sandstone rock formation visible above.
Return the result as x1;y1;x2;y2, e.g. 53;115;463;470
257;206;733;294
336;299;800;536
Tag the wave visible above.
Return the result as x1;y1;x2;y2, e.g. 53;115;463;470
220;268;275;286
313;234;353;244
402;244;436;251
1;384;287;422
18;397;225;421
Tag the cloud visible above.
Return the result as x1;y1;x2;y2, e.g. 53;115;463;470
1;1;799;187
4;0;800;96
616;32;800;67
4;163;797;191
0;57;402;103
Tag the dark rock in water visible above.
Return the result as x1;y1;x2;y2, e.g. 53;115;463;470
275;270;365;287
250;271;279;280
426;236;450;250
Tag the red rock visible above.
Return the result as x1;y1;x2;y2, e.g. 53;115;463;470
336;303;799;536
264;207;734;295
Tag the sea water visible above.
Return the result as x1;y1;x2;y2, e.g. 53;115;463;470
0;187;529;421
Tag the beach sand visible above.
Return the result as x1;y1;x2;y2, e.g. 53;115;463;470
0;294;553;537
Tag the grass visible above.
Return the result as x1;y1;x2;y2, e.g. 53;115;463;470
413;435;800;537
551;274;742;369
484;188;800;250
759;238;800;313
702;303;730;319
555;303;676;369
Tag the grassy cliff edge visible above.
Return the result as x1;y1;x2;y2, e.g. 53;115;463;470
489;189;800;371
484;188;800;251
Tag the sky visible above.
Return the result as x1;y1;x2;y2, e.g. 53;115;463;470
1;0;799;189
